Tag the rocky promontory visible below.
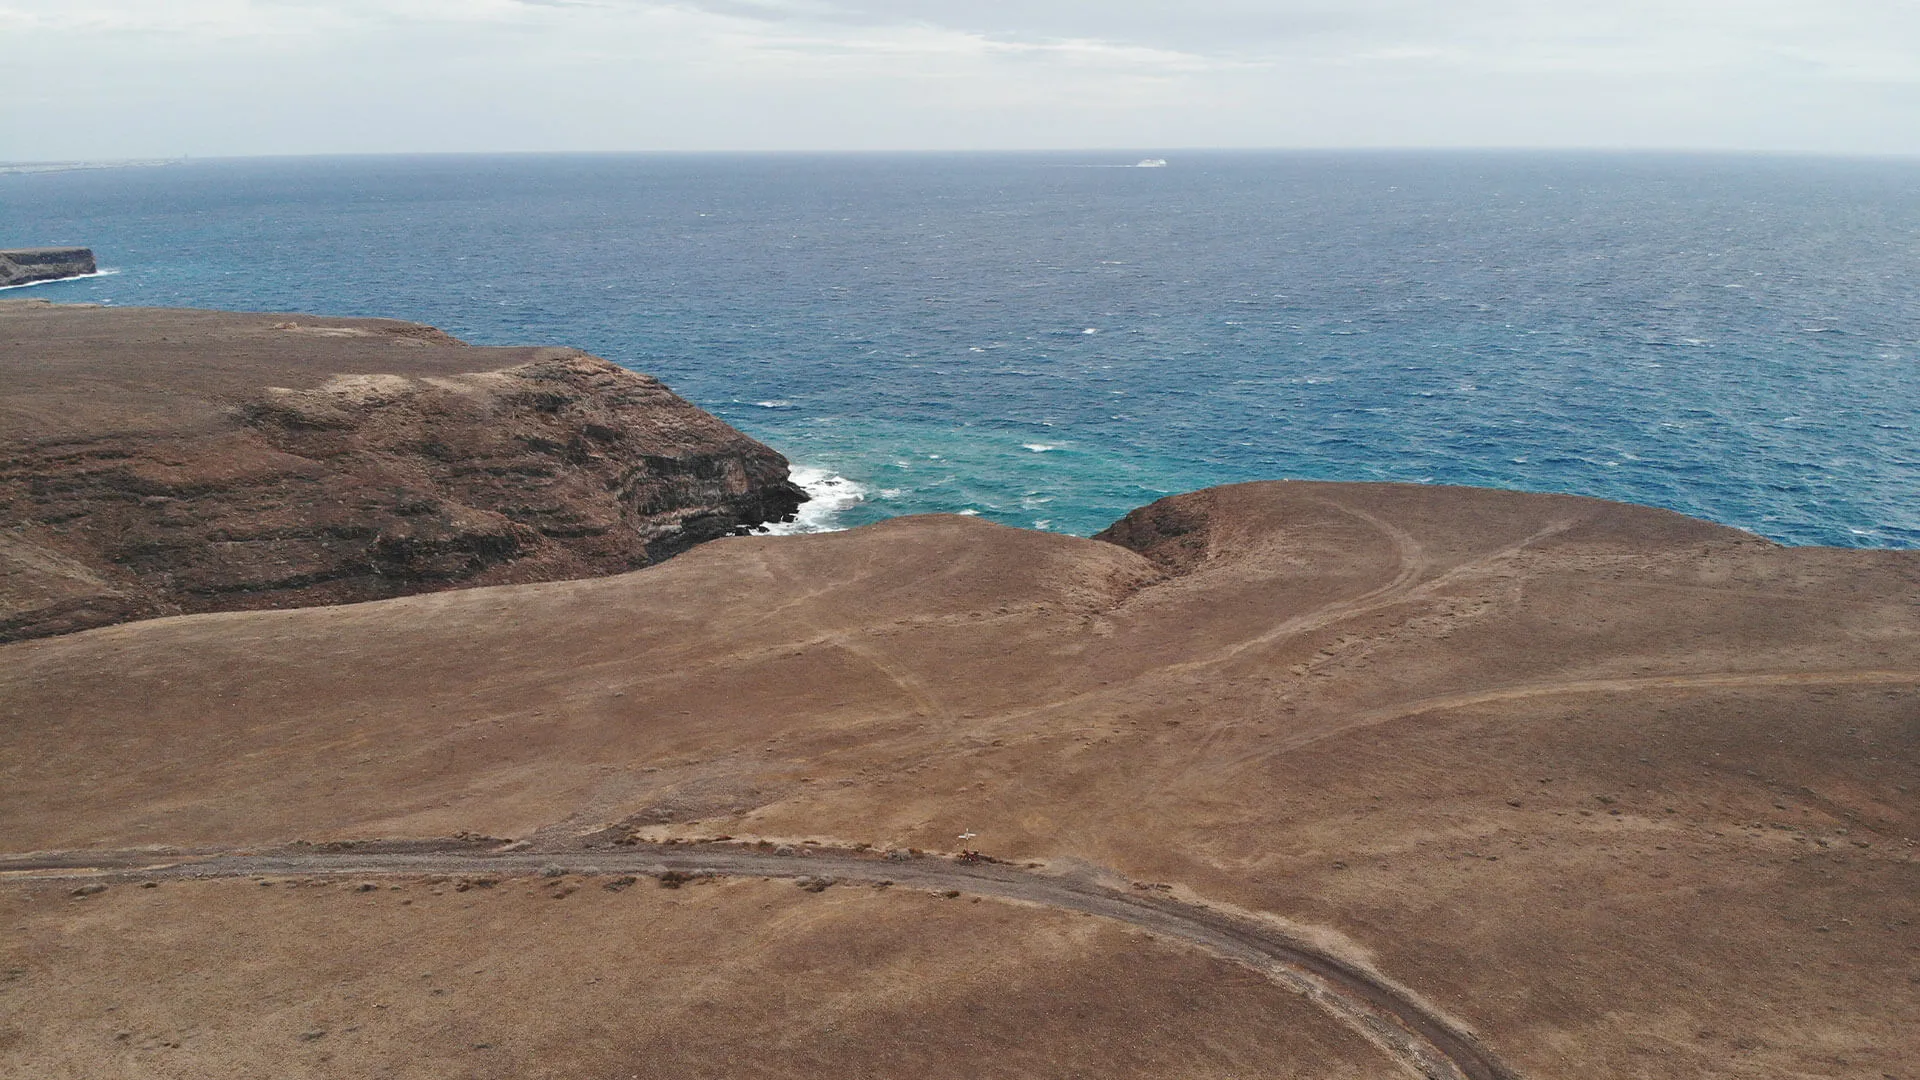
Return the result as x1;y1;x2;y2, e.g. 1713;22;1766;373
0;247;96;288
0;301;805;640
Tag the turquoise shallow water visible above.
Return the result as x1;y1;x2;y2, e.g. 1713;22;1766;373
6;151;1917;545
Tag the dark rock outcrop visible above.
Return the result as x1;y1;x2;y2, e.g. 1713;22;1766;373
0;301;805;641
0;248;96;288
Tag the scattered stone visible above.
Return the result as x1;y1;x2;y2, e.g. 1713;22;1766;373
71;883;107;898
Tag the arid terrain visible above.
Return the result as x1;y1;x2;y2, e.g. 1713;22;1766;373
4;471;1915;1078
0;300;803;641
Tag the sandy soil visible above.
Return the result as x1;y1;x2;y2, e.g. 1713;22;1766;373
2;874;1391;1080
3;480;1916;1077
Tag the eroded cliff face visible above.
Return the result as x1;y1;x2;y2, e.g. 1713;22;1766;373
0;248;96;288
0;302;804;640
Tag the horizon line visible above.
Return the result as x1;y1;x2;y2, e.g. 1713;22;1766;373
8;145;1920;169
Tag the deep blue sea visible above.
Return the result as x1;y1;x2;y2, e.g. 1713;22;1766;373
5;151;1917;546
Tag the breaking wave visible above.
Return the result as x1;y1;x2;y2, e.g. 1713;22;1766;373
761;466;868;535
0;268;121;291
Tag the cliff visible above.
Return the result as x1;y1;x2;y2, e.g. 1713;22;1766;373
0;301;805;640
0;247;96;287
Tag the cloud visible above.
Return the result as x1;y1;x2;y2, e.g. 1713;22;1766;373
1;0;1916;157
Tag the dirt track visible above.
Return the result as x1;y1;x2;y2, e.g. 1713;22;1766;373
2;841;1516;1080
6;480;1915;1078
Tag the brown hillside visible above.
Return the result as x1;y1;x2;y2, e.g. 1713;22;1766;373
0;301;803;641
2;481;1915;1078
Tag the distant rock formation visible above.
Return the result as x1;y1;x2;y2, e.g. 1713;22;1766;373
0;302;806;641
0;248;96;288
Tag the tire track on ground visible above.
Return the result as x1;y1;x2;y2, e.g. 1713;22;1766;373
3;842;1516;1080
1266;669;1920;755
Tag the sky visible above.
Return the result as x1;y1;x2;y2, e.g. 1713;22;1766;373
4;0;1918;159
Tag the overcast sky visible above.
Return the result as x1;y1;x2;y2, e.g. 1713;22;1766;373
5;0;1918;159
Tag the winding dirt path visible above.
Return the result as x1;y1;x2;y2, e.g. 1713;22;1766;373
3;841;1517;1080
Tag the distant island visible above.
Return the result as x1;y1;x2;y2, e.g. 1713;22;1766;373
0;157;183;176
0;247;97;288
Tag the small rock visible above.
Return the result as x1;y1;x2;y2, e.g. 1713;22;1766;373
299;1029;327;1042
354;882;378;893
71;883;108;898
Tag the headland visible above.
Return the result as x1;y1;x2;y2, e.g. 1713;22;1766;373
0;247;96;288
0;301;804;640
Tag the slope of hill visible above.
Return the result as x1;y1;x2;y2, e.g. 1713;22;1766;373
3;480;1914;1078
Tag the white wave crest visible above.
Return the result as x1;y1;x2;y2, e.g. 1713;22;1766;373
0;268;121;292
761;466;867;535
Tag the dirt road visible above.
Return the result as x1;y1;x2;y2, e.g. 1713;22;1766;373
3;840;1516;1080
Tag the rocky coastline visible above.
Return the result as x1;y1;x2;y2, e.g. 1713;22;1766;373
0;301;806;641
0;247;96;288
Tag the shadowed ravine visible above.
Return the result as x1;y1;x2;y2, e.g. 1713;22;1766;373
3;841;1518;1080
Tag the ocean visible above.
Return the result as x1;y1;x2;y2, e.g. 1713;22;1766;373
5;151;1917;547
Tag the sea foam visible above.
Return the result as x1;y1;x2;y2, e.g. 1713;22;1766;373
0;268;121;292
761;466;868;535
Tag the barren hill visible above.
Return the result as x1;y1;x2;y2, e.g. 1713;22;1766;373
3;480;1914;1079
0;301;804;641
